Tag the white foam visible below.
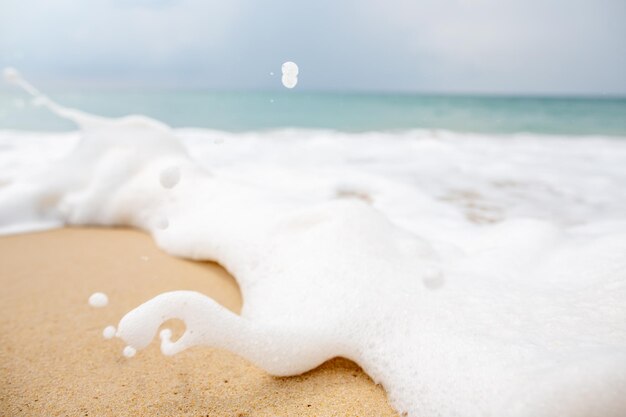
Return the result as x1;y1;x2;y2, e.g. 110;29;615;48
155;216;169;230
103;325;116;339
88;292;108;308
421;266;444;290
2;70;626;416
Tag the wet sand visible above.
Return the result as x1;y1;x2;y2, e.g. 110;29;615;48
0;227;397;416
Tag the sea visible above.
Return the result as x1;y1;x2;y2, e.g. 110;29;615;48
1;89;625;135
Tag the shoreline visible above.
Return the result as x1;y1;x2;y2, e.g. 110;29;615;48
0;227;397;416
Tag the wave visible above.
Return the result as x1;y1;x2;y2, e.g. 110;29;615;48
1;69;626;416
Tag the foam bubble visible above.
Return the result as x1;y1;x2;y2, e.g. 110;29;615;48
159;166;180;189
102;325;116;339
88;292;108;308
123;346;136;358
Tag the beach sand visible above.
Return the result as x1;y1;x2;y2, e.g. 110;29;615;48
0;227;397;416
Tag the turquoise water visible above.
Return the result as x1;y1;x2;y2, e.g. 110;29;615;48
0;90;624;135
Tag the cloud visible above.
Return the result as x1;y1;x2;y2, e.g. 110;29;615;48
1;0;624;94
356;0;626;94
0;0;241;81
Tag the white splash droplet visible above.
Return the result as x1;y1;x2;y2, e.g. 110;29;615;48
159;166;180;189
281;61;299;89
123;346;136;358
88;292;109;308
281;61;299;76
103;325;116;339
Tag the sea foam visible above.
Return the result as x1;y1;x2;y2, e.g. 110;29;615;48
1;69;626;416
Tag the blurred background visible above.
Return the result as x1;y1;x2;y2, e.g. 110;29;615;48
1;0;625;134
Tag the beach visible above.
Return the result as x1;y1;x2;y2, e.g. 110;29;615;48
0;228;397;416
2;0;625;413
1;74;625;415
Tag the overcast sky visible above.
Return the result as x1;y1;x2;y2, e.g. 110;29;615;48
1;0;625;95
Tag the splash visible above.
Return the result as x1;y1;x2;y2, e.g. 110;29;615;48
2;69;626;416
88;292;109;308
102;325;116;339
281;61;298;88
123;346;137;358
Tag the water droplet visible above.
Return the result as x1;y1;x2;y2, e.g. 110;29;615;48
123;346;136;358
281;75;298;89
88;292;108;308
281;61;299;89
103;325;116;339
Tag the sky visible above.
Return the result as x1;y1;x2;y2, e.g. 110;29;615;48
1;0;625;95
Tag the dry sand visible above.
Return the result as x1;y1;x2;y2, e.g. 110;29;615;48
0;228;398;416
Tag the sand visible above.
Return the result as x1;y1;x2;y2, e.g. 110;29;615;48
0;227;398;416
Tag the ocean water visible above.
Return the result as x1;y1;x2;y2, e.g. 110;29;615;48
2;70;626;417
1;89;625;135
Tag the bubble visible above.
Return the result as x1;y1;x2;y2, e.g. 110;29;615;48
103;325;116;339
88;292;109;308
123;346;136;358
159;166;180;189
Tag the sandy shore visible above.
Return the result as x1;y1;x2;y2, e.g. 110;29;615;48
0;227;397;416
